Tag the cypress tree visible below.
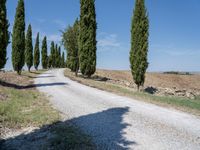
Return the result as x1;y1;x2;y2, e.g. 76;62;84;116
53;43;57;68
130;0;149;90
49;41;55;68
61;52;65;68
73;20;79;76
79;0;97;77
41;36;48;69
0;0;9;70
62;25;73;69
25;24;33;72
12;0;25;75
62;19;79;74
34;32;40;70
58;46;61;68
54;44;58;68
47;56;51;69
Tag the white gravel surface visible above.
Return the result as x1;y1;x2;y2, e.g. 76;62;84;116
35;69;200;150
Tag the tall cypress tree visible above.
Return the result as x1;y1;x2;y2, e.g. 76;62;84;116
62;20;79;73
12;0;25;75
0;0;9;70
49;41;55;68
25;24;33;72
130;0;149;90
58;46;61;68
34;32;40;70
61;51;65;68
79;0;97;77
41;36;48;69
73;19;79;76
62;25;73;69
53;43;57;68
54;44;58;68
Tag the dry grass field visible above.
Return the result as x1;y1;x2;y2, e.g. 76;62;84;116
96;70;200;92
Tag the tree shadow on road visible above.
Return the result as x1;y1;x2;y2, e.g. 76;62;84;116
1;107;137;150
0;80;68;89
22;75;55;79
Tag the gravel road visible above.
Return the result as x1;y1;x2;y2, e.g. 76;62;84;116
35;69;200;150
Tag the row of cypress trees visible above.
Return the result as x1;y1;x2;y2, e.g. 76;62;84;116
26;31;65;72
48;41;65;69
1;0;149;90
63;0;149;90
1;0;65;75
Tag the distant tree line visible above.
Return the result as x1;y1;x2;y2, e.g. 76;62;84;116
1;0;149;91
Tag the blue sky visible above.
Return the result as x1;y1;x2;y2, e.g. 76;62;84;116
5;0;200;71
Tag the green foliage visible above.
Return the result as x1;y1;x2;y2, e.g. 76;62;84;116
25;24;33;72
50;41;55;68
130;0;149;90
48;41;55;68
0;0;9;69
62;19;79;73
34;32;40;70
63;25;73;69
54;44;61;68
41;36;48;69
61;52;65;68
57;46;61;68
54;44;57;68
12;0;25;75
47;55;51;69
79;0;97;77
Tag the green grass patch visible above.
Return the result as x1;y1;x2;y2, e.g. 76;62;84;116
0;70;60;128
0;87;60;128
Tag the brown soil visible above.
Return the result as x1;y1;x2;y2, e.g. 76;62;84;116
96;69;200;97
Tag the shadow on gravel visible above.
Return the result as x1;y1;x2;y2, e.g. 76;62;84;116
23;75;55;79
0;80;67;89
1;107;136;150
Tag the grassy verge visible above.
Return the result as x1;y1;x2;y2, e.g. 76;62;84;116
64;69;200;116
0;87;59;128
0;70;95;149
0;70;59;129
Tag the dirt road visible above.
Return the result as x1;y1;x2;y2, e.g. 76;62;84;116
35;69;200;150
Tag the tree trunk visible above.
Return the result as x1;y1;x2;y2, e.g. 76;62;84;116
17;70;21;75
137;85;140;92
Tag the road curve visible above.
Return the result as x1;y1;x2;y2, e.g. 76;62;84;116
35;69;200;150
